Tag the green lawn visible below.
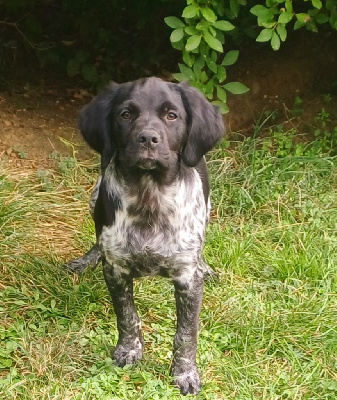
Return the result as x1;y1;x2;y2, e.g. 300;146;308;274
1;121;336;399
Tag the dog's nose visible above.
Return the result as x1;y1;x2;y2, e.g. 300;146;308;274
137;130;160;148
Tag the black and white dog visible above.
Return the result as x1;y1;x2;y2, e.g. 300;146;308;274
65;77;224;395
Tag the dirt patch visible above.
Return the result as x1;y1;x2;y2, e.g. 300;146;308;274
1;31;336;167
0;86;96;169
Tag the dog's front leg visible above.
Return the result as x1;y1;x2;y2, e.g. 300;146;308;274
172;269;204;395
103;263;143;366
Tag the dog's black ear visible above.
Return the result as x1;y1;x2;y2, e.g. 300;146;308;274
178;82;225;167
78;83;120;169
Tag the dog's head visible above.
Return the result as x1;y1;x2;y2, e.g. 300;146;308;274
79;77;224;170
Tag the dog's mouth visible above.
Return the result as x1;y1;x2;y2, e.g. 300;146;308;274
123;147;171;172
137;157;158;170
133;146;170;170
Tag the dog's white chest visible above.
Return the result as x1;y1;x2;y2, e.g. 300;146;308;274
98;170;207;276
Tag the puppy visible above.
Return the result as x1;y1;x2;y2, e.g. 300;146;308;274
67;77;224;395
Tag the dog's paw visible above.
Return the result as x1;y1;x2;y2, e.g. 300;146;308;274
172;365;201;396
112;341;143;367
63;258;88;274
63;245;102;275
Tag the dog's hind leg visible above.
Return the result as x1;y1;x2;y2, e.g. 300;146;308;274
63;243;102;274
200;258;217;280
63;176;103;274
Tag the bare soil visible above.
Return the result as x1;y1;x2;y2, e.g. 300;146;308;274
0;85;94;169
1;31;336;168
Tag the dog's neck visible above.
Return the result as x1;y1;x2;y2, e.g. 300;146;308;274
103;156;193;227
113;153;181;187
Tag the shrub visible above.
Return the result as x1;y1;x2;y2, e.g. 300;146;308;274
1;0;336;107
165;0;337;112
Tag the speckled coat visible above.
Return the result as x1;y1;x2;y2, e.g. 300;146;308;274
72;77;224;395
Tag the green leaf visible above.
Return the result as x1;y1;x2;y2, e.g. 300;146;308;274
261;22;276;28
170;28;184;43
204;32;223;52
306;18;318;33
230;0;240;18
178;63;194;80
271;31;281;50
278;11;293;24
312;0;322;9
251;4;275;26
171;39;184;50
185;35;201;52
193;56;205;80
209;25;217;37
222;50;239;66
294;20;305;30
172;72;185;82
212;100;229;114
205;80;215;98
296;13;310;24
200;70;209;83
199;40;210;56
224;81;249;94
213;20;235;31
216;65;227;83
211;50;217;62
193;82;204;92
276;24;287;41
326;0;335;10
182;4;199;19
315;13;329;24
285;0;293;13
250;5;269;17
206;57;218;73
196;20;211;31
164;16;185;29
185;26;199;35
201;7;217;23
216;29;225;44
216;86;227;101
256;28;273;42
183;50;195;67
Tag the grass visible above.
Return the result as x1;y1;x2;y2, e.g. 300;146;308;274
0;114;336;399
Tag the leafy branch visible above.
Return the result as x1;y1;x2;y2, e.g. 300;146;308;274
165;0;337;113
165;0;249;114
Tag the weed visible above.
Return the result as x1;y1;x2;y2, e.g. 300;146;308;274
12;146;28;160
291;96;304;117
48;150;61;161
58;156;78;175
36;169;53;192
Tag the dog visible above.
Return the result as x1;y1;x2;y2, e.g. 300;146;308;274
65;77;224;395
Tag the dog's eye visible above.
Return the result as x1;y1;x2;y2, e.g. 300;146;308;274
166;111;177;121
121;110;131;119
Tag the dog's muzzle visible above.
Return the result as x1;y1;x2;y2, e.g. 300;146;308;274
135;129;162;170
